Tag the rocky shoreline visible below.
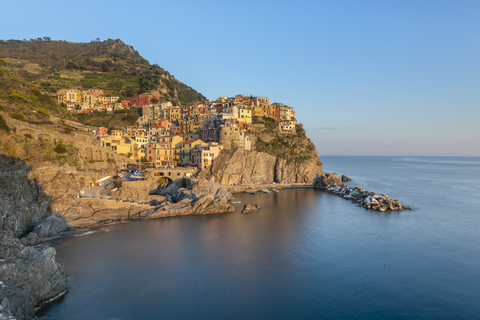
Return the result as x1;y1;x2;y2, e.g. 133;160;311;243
0;160;410;319
0;158;235;320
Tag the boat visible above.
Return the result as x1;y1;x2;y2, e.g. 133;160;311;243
129;170;146;181
263;190;270;193
272;189;279;192
232;201;241;204
249;192;255;195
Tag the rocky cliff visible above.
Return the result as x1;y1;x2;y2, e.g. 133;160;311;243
0;155;69;320
0;152;234;319
51;178;234;229
198;149;324;185
198;119;325;185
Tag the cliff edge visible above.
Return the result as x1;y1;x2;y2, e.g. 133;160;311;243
198;120;325;185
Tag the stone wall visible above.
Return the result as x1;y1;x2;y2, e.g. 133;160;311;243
6;118;130;165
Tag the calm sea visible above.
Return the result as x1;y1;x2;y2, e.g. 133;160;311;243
39;156;480;320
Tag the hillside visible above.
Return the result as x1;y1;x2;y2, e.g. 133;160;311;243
0;38;206;106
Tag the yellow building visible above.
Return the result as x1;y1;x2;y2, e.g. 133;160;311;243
114;142;135;159
192;142;224;169
56;89;68;104
147;135;184;167
237;106;252;131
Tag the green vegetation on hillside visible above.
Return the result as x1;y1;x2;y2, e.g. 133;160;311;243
255;118;317;163
0;65;66;122
72;108;139;128
0;38;206;106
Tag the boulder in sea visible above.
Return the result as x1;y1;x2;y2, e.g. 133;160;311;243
314;173;343;187
242;204;261;213
341;175;352;182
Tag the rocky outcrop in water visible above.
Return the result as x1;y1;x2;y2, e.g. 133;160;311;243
313;172;343;187
341;175;352;182
198;149;324;185
324;184;412;212
48;178;235;229
241;204;261;213
146;179;235;218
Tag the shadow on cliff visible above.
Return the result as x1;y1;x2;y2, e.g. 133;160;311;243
0;154;69;320
0;154;69;244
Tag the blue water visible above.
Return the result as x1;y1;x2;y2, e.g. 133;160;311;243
39;156;480;319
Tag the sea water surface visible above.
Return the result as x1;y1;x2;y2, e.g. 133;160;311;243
39;156;480;319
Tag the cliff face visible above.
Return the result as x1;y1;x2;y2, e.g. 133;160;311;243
0;156;54;238
198;149;324;185
0;231;68;320
0;155;68;320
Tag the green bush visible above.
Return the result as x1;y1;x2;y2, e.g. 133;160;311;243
296;123;306;138
38;107;49;116
89;159;96;163
0;59;7;66
9;93;28;103
9;113;26;121
54;144;67;154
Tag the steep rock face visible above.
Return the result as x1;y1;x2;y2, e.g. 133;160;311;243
0;157;68;319
0;156;53;238
198;149;324;185
274;157;324;184
0;231;68;320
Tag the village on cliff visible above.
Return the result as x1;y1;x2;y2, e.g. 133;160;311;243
55;90;298;169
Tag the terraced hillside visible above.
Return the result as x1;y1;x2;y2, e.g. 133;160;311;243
0;38;206;106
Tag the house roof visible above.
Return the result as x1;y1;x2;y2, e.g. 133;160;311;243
183;139;200;144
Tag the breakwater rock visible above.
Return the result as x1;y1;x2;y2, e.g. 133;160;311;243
324;184;412;212
341;175;352;182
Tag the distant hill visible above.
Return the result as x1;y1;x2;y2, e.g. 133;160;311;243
0;38;206;106
0;60;139;128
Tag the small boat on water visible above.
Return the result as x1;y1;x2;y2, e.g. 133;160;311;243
249;192;255;195
263;190;270;193
272;189;279;192
232;201;241;204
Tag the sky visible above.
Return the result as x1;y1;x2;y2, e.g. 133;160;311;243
1;0;479;156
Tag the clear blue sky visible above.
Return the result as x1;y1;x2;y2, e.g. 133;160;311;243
2;0;479;156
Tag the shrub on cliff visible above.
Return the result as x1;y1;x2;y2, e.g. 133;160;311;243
9;113;26;122
38;107;49;116
296;123;306;138
9;93;28;103
53;144;67;154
